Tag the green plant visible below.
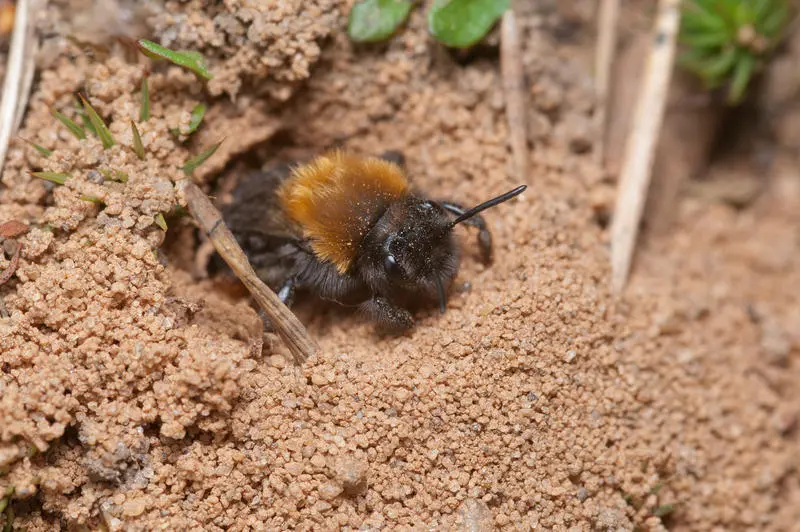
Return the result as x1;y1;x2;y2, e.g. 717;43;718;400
347;0;509;48
679;0;791;104
30;43;222;231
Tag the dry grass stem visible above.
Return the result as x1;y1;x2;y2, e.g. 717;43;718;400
500;6;529;183
0;0;32;179
610;0;681;293
594;0;620;167
178;179;319;364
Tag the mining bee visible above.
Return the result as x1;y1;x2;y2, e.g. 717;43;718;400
217;150;526;333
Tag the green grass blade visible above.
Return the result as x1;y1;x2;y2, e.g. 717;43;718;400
187;104;206;135
52;109;86;140
79;95;115;149
137;40;213;80
699;45;738;79
140;74;151;122
79;195;104;204
154;213;168;231
753;0;776;22
22;138;52;157
114;170;129;183
182;140;222;176
681;2;728;32
678;29;731;49
728;52;756;104
30;171;71;185
131;121;145;160
651;503;675;518
79;112;97;137
761;3;789;37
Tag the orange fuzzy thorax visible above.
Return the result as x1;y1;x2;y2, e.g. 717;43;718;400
277;151;410;273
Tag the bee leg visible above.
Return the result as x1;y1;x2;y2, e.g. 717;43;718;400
277;277;297;307
440;201;492;263
360;295;414;334
260;277;297;333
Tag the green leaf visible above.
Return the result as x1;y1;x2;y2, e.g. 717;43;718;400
182;140;222;176
187;104;206;135
22;138;52;157
131;121;145;160
52;109;86;140
728;52;756;104
114;170;129;183
428;0;510;49
347;0;413;43
140;74;151;122
30;171;71;185
137;40;213;80
79;95;115;149
154;213;168;231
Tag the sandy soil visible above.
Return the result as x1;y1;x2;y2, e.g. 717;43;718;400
1;1;799;530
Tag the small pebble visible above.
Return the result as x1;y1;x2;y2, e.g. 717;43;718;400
333;454;369;495
455;498;495;531
122;498;146;517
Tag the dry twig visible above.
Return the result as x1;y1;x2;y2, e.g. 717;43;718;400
177;179;319;364
0;0;32;179
500;5;529;183
594;0;620;167
610;0;681;293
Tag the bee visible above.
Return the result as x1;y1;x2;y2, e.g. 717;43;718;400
217;150;526;333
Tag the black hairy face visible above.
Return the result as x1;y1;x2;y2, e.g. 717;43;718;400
354;196;460;301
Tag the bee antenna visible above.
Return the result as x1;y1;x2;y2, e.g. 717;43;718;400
449;185;527;228
435;277;447;314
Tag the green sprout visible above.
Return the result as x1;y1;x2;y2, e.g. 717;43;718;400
131;121;145;160
182;141;222;176
679;0;791;104
0;486;13;532
137;40;213;80
140;74;151;122
100;168;128;183
21;138;53;157
346;0;509;48
652;503;676;518
79;195;104;205
79;95;116;149
30;171;70;185
154;213;168;231
52;109;86;140
187;104;206;135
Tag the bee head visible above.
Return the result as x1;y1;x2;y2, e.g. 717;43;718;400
355;197;459;306
355;185;527;313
